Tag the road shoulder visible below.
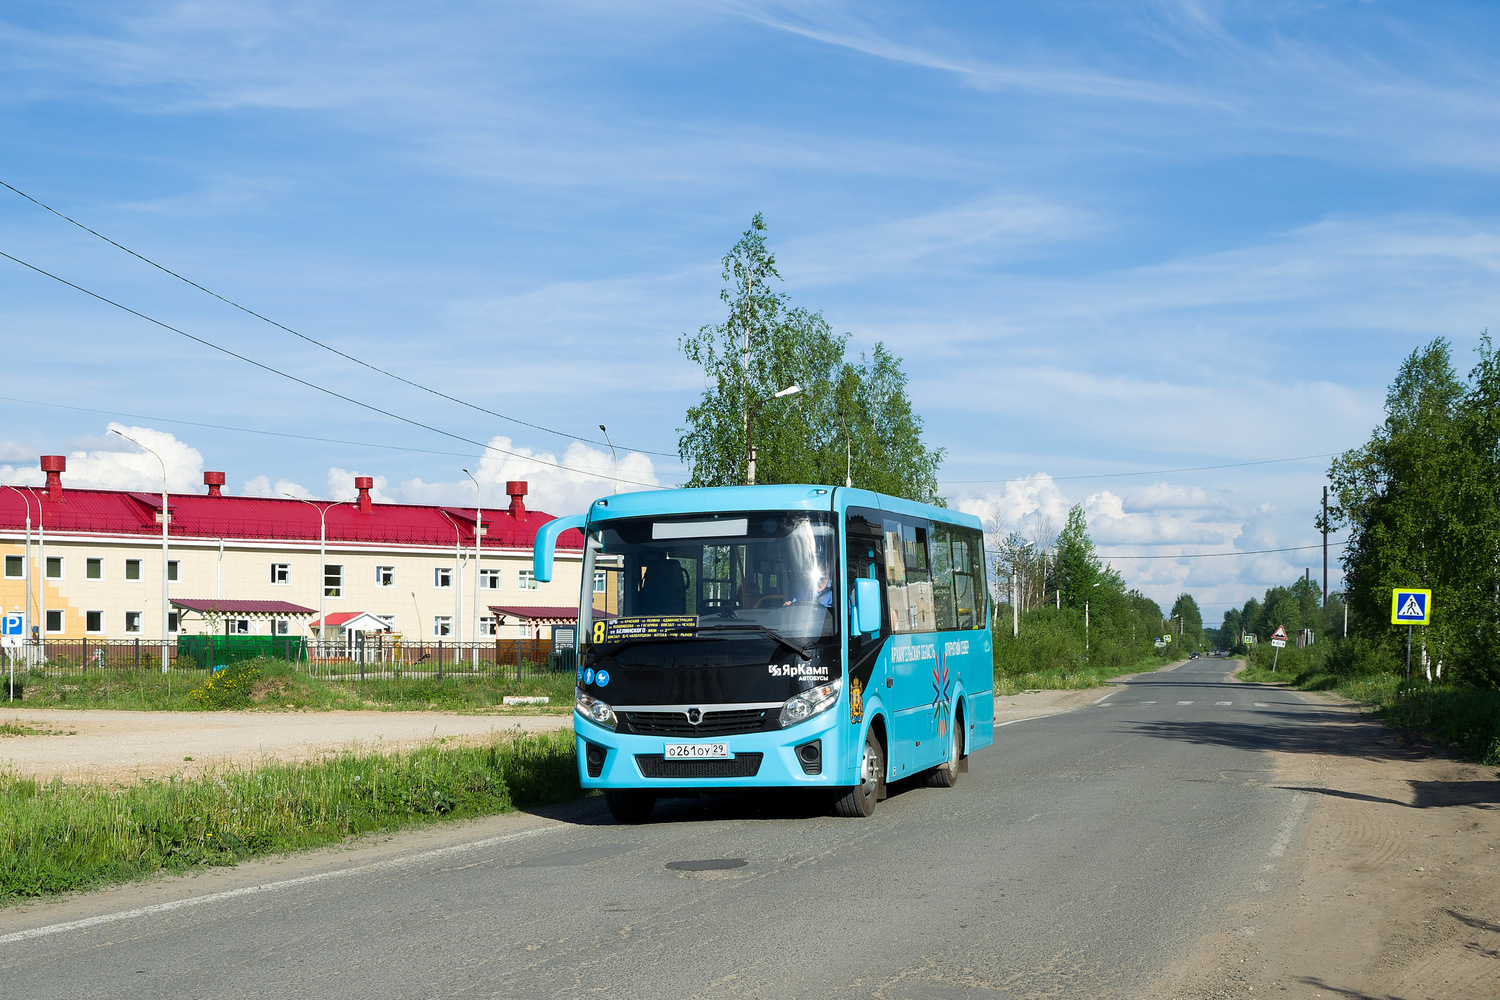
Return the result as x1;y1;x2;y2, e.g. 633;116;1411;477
1153;678;1500;999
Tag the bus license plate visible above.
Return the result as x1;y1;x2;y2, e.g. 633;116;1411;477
664;743;730;759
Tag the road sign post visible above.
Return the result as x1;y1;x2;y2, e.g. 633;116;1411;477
1390;589;1432;683
2;613;23;702
1270;625;1288;671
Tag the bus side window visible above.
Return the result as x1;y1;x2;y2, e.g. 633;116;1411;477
931;523;958;631
845;510;887;641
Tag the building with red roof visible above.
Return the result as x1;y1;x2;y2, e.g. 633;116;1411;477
1;456;595;643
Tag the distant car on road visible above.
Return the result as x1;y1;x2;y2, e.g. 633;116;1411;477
1188;651;1199;659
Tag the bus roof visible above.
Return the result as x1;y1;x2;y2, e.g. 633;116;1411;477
584;485;982;531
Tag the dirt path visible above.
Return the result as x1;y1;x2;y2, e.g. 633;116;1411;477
0;710;571;784
1154;674;1500;999
0;676;1129;785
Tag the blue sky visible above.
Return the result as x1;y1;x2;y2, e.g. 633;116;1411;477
3;1;1500;623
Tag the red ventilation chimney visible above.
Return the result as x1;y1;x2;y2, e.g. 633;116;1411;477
506;481;528;521
40;455;65;502
355;476;374;514
203;471;226;497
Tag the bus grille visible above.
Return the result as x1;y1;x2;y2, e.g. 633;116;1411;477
619;709;775;738
634;753;763;779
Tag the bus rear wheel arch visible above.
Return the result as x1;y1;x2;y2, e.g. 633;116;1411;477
926;703;965;788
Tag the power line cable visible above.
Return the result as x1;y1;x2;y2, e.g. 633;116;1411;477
0;248;669;490
0;392;690;472
1103;542;1342;560
941;453;1335;485
0;178;678;459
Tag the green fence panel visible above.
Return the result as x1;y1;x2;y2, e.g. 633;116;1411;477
177;636;306;669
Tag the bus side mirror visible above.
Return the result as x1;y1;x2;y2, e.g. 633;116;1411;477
853;578;882;634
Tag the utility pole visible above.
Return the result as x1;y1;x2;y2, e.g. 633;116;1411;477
1322;485;1329;606
1011;569;1018;637
464;470;484;671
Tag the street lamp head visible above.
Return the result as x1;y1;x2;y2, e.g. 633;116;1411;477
774;384;802;398
599;424;607;433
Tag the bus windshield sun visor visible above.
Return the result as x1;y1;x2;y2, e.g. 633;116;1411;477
652;518;749;540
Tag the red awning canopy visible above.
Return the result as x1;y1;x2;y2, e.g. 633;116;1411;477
171;599;316;616
487;605;614;624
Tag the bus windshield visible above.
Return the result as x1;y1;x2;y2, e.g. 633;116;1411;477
585;511;838;643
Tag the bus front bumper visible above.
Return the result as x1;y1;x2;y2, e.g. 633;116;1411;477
574;712;846;790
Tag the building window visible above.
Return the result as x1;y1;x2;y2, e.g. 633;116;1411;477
271;563;290;585
479;568;501;589
480;616;496;637
434;567;452;588
4;555;21;579
125;611;142;633
168;612;180;633
45;557;62;580
85;610;104;633
593;570;606;594
45;609;63;632
518;569;537;591
167;560;180;582
125;558;141;580
375;614;396;629
433;616;452;637
324;564;343;598
272;619;290;635
376;566;395;587
228;619;250;635
86;558;103;580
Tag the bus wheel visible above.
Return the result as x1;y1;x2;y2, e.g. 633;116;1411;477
834;730;884;818
926;718;962;788
604;789;656;824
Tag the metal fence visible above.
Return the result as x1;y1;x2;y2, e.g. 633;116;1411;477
0;636;576;682
305;638;574;682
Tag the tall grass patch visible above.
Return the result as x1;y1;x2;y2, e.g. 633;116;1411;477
0;729;580;904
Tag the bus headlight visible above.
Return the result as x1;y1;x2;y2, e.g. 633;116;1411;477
575;688;617;730
780;680;841;728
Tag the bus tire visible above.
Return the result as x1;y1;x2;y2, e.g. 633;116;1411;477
604;789;656;824
834;729;884;818
926;714;962;788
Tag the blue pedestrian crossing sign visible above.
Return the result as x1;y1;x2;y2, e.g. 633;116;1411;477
1;614;23;636
1390;589;1432;625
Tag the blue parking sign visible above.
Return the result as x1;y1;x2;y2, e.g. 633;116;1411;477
1;614;24;636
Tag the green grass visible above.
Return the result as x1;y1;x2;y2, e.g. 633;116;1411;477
1239;647;1500;765
11;657;576;713
994;655;1175;696
0;719;68;737
0;728;581;904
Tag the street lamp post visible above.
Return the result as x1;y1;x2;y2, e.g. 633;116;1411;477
598;425;618;495
463;469;484;671
746;385;802;486
1;485;35;696
112;430;172;672
286;495;356;666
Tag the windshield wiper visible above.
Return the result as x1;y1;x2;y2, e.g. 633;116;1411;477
698;621;816;660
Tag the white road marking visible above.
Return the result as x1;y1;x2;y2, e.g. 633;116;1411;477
1092;692;1114;705
1268;794;1310;858
1140;700;1156;705
0;824;561;946
1254;702;1270;708
994;715;1047;728
1176;700;1193;706
1216;701;1233;706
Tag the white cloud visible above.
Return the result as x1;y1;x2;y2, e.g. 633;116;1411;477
0;423;203;492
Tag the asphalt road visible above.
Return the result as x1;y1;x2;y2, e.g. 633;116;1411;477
1;658;1318;999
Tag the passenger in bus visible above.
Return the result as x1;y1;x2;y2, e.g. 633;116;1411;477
637;554;689;615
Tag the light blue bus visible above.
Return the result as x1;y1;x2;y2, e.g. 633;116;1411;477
533;485;994;821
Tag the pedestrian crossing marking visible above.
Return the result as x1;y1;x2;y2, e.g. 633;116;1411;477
1216;701;1232;705
1176;700;1193;705
1140;700;1156;705
1254;702;1269;707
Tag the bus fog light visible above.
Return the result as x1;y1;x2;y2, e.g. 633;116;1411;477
780;680;841;728
575;688;617;730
